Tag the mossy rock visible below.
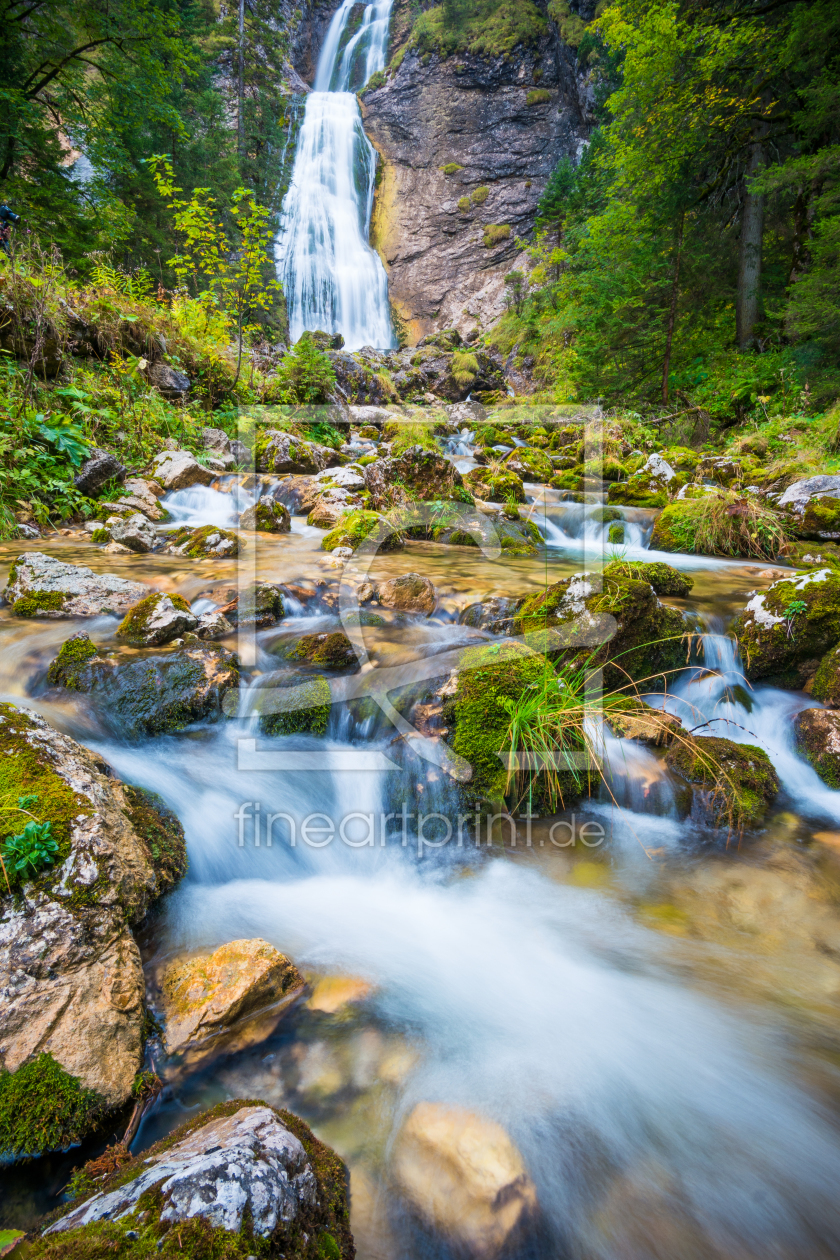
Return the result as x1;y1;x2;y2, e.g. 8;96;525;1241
239;498;292;533
258;676;333;738
780;540;840;571
793;708;840;788
284;632;359;673
608;522;625;544
115;592;195;648
32;1099;353;1260
464;465;526;504
321;509;404;553
169;525;242;558
0;702;92;890
607;477;669;509
122;785;187;898
650;498;709;552
665;735;780;830
432;514;540;555
550;469;584;491
730;568;840;686
659;446;700;472
809;643;840;706
513;571;688;690
238;581;285;628
47;632;100;690
446;641;580;806
0;1052;106;1161
794;495;840;541
505;446;553;484
603;560;693;597
591;506;623;525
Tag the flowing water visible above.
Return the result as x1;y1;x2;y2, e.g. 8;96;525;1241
5;468;840;1258
275;0;395;349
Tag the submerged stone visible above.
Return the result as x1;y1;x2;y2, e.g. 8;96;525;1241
377;572;437;616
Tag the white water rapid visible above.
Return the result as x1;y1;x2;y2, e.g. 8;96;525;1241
275;0;395;349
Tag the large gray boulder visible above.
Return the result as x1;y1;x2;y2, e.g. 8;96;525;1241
109;512;158;554
777;475;840;540
73;447;126;496
100;477;168;521
256;430;333;475
3;552;148;618
151;449;215;491
46;1106;317;1238
148;361;190;400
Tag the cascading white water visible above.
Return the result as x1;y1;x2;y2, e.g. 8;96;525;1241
275;0;395;350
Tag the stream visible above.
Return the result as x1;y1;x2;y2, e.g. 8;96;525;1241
4;453;840;1258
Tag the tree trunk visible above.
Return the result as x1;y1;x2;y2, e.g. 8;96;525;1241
238;0;245;158
789;177;820;286
661;208;685;405
736;121;768;350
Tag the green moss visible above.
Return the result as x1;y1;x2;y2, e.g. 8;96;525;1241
12;590;68;617
91;529;110;544
506;446;553;482
526;88;552;104
603;560;693;597
448;642;559;803
440;162;463;175
122;785;187;897
457;195;471;213
47;633;99;689
260;676;332;737
798;495;840;540
239;582;285;627
0;703;92;892
451;350;479;388
409;0;547;59
607;479;669;509
321;510;402;553
608;522;625;544
116;592;192;646
286;632;358;672
665;735;779;830
360;68;386;94
384;418;438;455
483;224;511;248
471;186;489;205
0;1052;105;1159
464;466;526;503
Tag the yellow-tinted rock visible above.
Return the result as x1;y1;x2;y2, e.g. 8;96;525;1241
159;938;303;1056
392;1102;537;1257
306;974;373;1014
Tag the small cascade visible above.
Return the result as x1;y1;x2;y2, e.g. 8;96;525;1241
275;0;395;349
163;479;257;528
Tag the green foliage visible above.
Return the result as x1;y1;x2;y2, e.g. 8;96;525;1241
0;1053;105;1158
2;819;58;881
471;186;490;205
274;334;337;404
650;492;788;560
526;89;552;105
409;0;547;59
441;163;464;175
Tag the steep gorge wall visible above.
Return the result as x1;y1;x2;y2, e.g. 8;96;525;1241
363;24;590;344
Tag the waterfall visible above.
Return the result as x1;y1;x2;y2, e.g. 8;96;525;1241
275;0;395;350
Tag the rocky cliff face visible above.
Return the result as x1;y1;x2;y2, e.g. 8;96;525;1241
289;0;342;84
363;32;589;344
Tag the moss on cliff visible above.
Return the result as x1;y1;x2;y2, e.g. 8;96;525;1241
409;0;547;59
122;785;187;897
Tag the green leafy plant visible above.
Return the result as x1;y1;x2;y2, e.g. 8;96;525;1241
2;819;58;880
783;598;808;639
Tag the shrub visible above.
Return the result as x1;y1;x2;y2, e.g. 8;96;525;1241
471;186;490;205
457;196;471;213
452;350;479;389
526;88;552;105
274;333;337;404
441;163;464;175
483;224;511;248
650;492;787;560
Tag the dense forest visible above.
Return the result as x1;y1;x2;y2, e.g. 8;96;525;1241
0;0;837;529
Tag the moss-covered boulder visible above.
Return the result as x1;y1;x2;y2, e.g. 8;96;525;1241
444;641;580;806
504;446;553;484
811;643;840;706
239;497;292;532
255;429;334;475
432;513;541;556
605;699;682;745
607;454;682;508
648;492;786;559
776;476;840;540
660;446;701;473
166;525;243;558
665;735;780;830
603;559;693;597
730;568;840;685
322;509;404;553
365;446;471;509
4;552;148;619
236;581;286;628
793;708;840;788
47;640;241;738
780;540;840;572
0;704;186;1157
116;592;198;647
463;465;526;503
257;675;333;737
512;570;688;689
36;1101;353;1260
283;631;359;672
